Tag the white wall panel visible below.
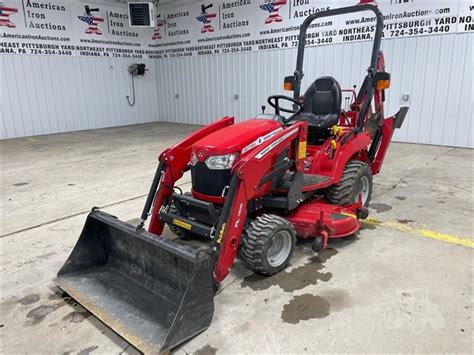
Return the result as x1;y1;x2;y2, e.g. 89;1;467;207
1;31;472;147
155;33;473;148
1;55;160;139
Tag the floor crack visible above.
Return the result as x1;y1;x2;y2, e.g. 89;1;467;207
1;181;192;239
119;345;131;355
216;271;253;295
378;147;456;197
451;185;473;194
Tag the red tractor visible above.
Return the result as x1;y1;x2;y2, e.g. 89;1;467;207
57;2;408;354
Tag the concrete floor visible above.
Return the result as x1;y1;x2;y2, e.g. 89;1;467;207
1;122;472;354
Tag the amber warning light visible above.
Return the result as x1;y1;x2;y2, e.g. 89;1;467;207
284;76;295;91
374;72;391;90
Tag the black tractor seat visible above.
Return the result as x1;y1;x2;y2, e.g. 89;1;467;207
299;112;340;130
297;76;342;144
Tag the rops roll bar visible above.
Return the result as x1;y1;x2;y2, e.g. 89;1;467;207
292;3;384;130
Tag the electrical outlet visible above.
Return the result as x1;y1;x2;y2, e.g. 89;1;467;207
234;94;239;100
402;94;410;102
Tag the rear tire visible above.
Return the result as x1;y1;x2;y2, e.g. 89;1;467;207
241;214;296;275
325;160;373;207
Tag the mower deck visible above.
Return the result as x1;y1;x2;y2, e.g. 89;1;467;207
287;200;360;240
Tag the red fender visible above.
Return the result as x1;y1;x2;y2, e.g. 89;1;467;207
331;132;372;183
312;132;372;186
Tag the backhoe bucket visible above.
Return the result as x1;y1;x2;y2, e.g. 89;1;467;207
56;210;215;354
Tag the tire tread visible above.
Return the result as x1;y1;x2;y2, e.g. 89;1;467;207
325;160;372;206
241;214;295;275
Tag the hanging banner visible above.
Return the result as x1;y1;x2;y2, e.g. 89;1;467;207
153;0;470;59
457;0;474;33
0;0;160;58
0;0;471;58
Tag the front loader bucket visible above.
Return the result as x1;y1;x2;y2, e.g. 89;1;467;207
56;210;215;354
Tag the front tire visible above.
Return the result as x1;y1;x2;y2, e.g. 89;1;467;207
325;160;373;207
241;214;296;275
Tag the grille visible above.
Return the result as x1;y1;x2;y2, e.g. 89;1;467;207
191;163;231;197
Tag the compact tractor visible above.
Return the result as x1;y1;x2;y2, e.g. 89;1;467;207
57;2;408;353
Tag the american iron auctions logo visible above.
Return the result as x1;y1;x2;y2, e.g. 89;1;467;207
77;5;104;35
260;0;286;24
196;3;216;33
0;1;18;28
152;14;166;40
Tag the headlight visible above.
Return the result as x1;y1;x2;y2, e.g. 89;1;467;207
205;153;238;170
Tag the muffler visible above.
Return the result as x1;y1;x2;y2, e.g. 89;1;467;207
56;210;215;354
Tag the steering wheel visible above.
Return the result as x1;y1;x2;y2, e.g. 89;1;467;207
267;95;303;124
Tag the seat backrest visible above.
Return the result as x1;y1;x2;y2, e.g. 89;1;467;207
303;77;342;116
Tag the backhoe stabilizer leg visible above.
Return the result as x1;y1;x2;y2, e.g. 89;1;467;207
393;106;409;129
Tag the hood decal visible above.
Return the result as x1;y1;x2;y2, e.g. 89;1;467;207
241;127;283;154
255;128;299;159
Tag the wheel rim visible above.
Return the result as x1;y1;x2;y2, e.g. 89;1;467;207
267;230;292;267
357;176;370;205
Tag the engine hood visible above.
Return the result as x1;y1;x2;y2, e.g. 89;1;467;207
193;119;283;160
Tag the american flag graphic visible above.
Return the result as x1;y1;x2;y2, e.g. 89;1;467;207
196;12;217;33
0;3;18;28
78;15;104;35
152;20;166;40
260;0;286;24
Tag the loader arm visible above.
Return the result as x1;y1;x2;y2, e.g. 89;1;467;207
213;122;307;283
144;116;235;234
